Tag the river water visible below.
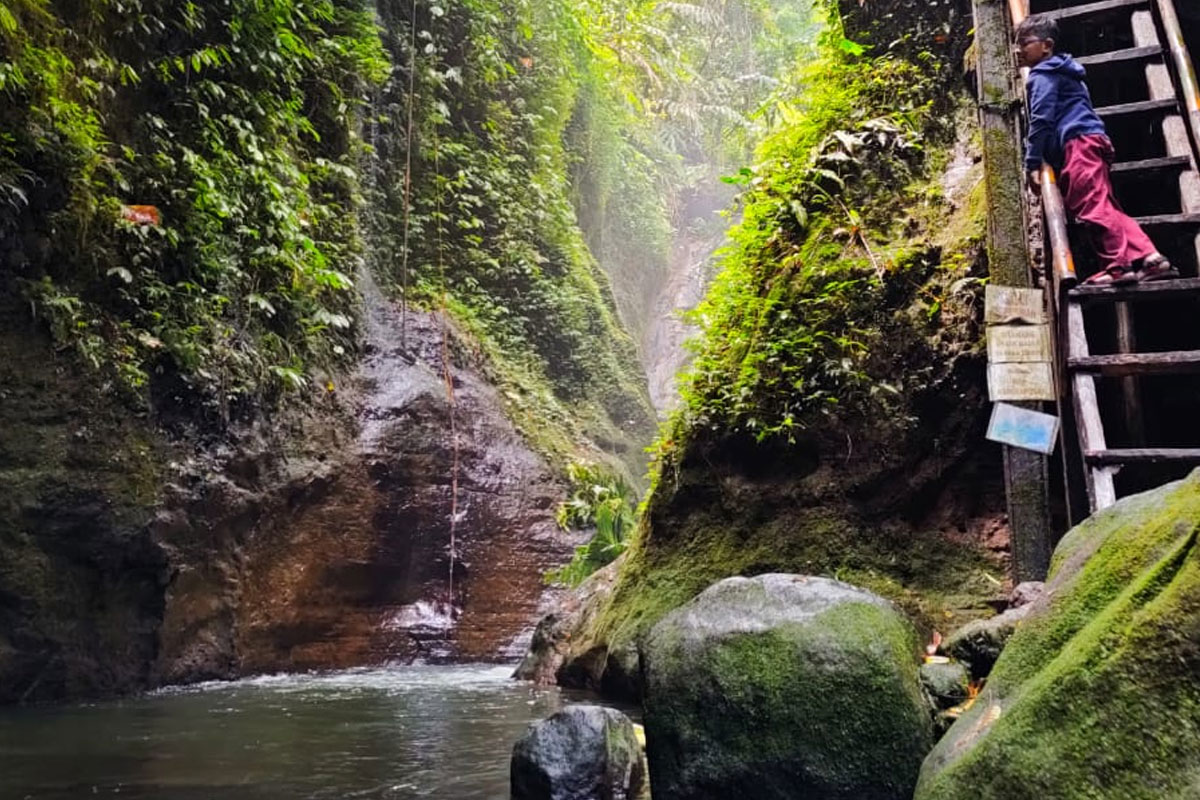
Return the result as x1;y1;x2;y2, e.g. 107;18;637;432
0;665;624;799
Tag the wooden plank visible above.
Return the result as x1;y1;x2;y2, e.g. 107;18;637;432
1067;302;1117;510
1115;303;1146;445
1156;0;1200;154
1096;98;1177;118
1076;45;1163;67
1110;155;1192;174
1069;350;1200;376
1042;0;1148;22
975;0;1054;582
1086;448;1200;464
1133;212;1200;227
1040;167;1079;287
1069;277;1200;301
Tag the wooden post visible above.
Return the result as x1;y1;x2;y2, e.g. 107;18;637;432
975;0;1055;581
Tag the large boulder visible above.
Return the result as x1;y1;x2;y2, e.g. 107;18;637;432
511;704;645;800
917;470;1200;800
642;574;933;800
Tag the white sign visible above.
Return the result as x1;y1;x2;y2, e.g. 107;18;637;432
988;363;1056;402
988;324;1053;364
987;403;1061;454
985;285;1047;325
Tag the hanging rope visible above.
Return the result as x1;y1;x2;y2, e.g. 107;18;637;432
433;101;461;618
398;0;418;351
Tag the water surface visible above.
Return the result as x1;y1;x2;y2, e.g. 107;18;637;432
0;665;612;799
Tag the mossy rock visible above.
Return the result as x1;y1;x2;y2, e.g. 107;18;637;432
920;661;970;711
642;574;933;800
916;469;1200;800
511;704;645;800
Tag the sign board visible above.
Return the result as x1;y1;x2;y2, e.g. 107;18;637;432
985;285;1047;325
121;205;161;225
987;403;1061;454
987;324;1053;364
988;362;1056;402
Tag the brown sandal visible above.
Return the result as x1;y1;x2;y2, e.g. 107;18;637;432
1136;254;1179;282
1083;265;1139;286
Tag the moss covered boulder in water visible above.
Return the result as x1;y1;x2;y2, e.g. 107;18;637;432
916;469;1200;800
511;705;645;800
642;574;932;800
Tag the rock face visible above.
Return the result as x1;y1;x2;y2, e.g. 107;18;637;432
514;558;623;688
511;705;645;800
917;470;1200;800
0;279;581;701
642;574;933;800
0;297;170;702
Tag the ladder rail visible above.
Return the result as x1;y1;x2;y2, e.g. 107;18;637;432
1007;0;1200;515
1156;0;1200;156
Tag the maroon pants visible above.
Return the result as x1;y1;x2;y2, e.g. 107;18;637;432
1060;134;1158;271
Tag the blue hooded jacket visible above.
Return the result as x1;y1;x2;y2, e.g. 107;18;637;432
1024;53;1108;171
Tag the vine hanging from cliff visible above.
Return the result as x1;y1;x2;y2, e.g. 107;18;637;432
1;0;387;411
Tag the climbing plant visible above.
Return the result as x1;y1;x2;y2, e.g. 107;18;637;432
546;461;639;587
669;5;959;445
1;0;387;411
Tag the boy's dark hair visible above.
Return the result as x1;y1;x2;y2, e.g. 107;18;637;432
1015;14;1059;44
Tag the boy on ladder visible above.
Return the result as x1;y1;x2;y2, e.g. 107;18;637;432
1016;14;1180;285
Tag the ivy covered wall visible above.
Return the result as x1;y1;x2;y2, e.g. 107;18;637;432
1;0;388;414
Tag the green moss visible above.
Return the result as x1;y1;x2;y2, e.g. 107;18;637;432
644;587;932;799
587;495;1002;665
917;471;1200;800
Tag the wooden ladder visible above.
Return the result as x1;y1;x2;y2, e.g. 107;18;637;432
1020;0;1200;513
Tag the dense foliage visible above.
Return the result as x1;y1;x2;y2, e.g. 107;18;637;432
546;461;638;587
668;9;972;445
1;0;387;412
363;0;822;468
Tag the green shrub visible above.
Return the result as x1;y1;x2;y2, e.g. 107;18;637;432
547;462;639;587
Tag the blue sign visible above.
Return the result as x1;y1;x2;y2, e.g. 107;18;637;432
987;403;1061;455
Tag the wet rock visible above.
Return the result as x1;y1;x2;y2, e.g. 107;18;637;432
511;705;645;800
941;605;1030;680
642;574;932;800
919;661;970;711
598;639;641;703
0;294;171;703
516;558;623;690
514;612;572;686
0;277;584;701
937;583;1045;683
918;471;1200;799
163;290;577;679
